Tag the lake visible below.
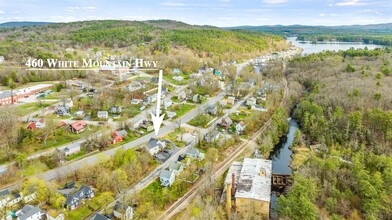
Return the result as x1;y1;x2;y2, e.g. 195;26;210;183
287;37;384;55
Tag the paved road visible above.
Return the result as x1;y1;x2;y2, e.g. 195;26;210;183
0;76;186;182
160;76;289;220
0;91;226;188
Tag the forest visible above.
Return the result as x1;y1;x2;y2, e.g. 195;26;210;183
277;48;392;220
0;20;287;87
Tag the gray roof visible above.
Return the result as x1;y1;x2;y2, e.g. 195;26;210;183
186;147;200;155
64;143;81;152
18;205;42;220
116;129;128;137
0;90;12;99
0;189;10;197
147;138;164;149
90;213;109;220
65;185;93;205
168;162;182;171
166;111;177;118
160;170;174;179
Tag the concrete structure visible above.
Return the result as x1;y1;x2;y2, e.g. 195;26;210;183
224;158;272;219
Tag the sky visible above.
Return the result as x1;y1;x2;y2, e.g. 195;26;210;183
0;0;391;27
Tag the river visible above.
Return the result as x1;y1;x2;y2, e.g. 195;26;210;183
268;118;298;219
287;37;384;55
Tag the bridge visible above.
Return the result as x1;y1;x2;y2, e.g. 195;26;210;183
271;173;292;191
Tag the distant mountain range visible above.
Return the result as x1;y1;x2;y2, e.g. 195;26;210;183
225;23;392;34
0;22;52;28
225;23;392;45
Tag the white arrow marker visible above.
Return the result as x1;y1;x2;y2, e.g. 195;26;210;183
151;70;165;136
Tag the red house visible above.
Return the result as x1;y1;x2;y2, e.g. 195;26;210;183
70;121;87;133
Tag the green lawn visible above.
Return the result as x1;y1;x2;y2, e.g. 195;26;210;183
188;114;215;128
39;92;63;100
229;111;250;122
65;205;93;220
16;102;56;116
66;148;87;161
163;73;189;85
164;128;187;147
167;104;194;119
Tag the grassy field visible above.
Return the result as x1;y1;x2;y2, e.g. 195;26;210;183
16;102;56;116
66;148;87;161
188;114;215;128
167;103;194;119
229;111;250;122
163;73;189;85
164;128;187;147
65;205;93;220
39;92;63;100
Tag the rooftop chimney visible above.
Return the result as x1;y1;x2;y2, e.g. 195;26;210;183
231;173;235;196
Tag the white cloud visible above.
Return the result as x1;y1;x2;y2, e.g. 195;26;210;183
319;13;325;17
263;0;288;4
65;6;96;13
0;10;4;14
336;0;366;6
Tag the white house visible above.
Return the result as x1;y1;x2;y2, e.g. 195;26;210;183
192;94;201;103
0;189;11;209
146;94;157;104
186;147;205;161
163;98;173;109
205;130;220;143
113;201;133;220
146;138;166;155
129;116;145;130
177;91;187;101
246;97;257;106
16;205;44;220
110;106;122;114
172;76;184;82
168;161;184;176
159;170;175;187
27;119;46;130
74;111;85;117
64;99;73;108
97;111;109;119
131;99;143;105
23;192;37;203
166;111;177;119
251;105;268;112
236;121;246;134
63;144;81;156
